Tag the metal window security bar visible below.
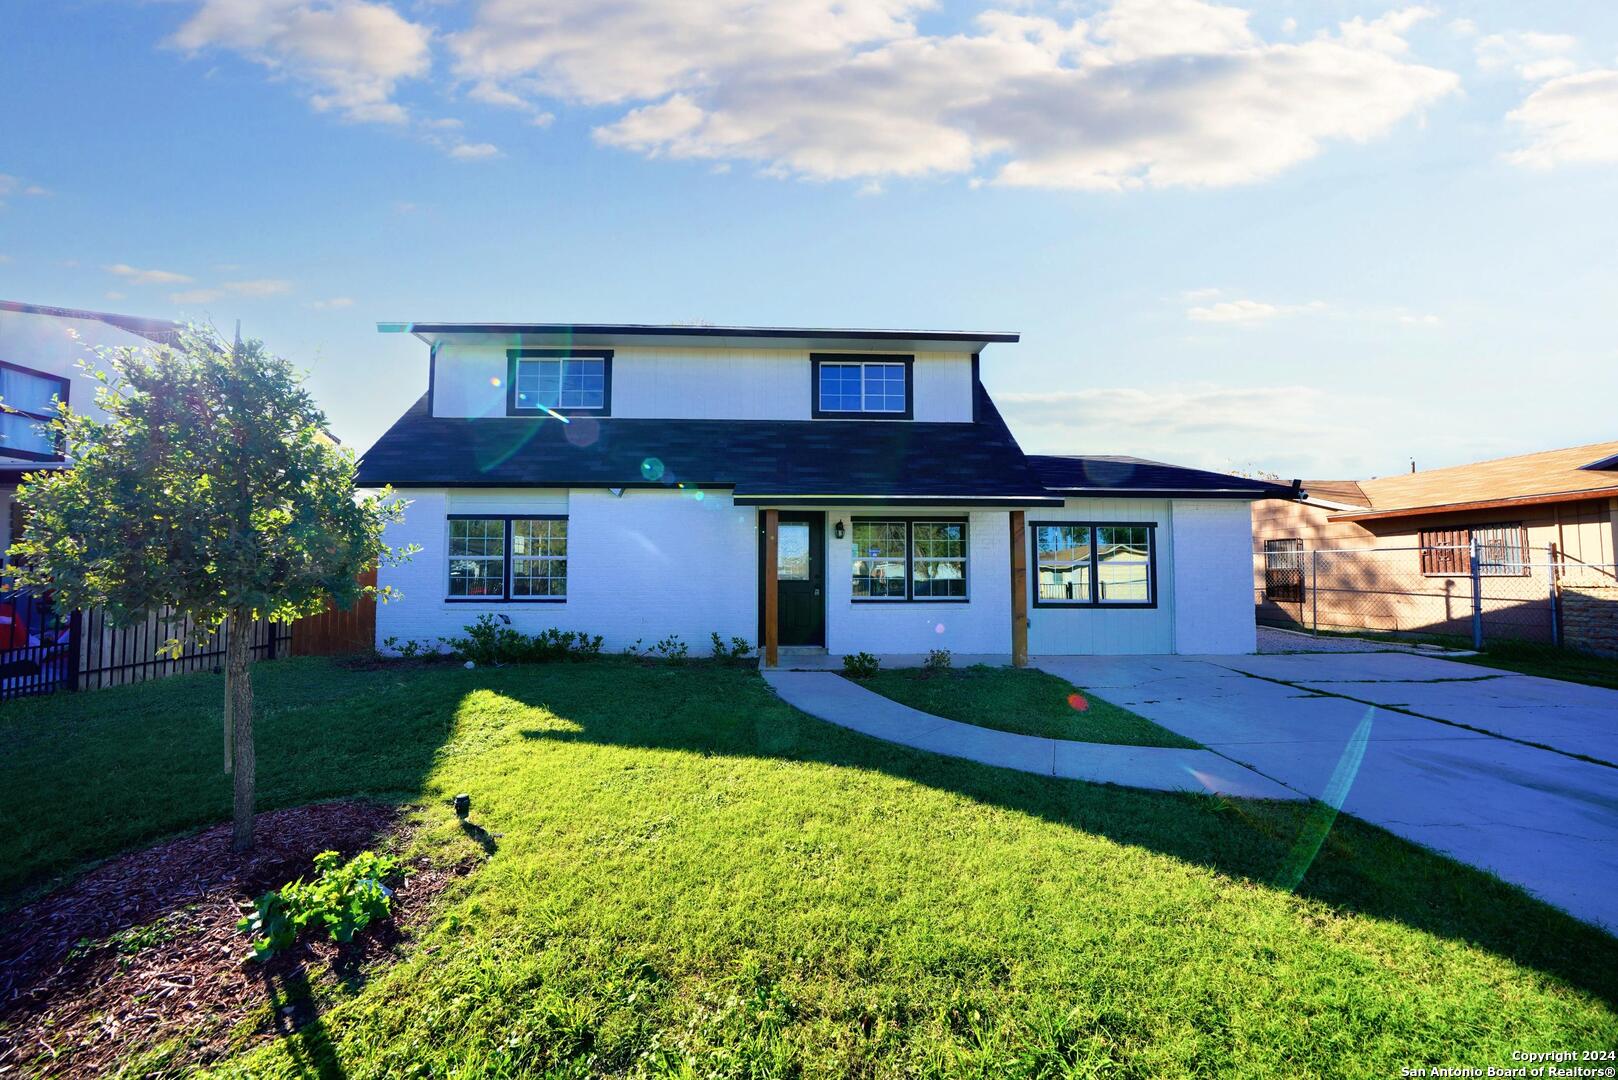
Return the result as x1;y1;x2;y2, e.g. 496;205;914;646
1253;542;1618;655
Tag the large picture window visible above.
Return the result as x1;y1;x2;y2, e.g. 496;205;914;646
811;354;913;418
507;350;611;415
447;515;568;601
1033;522;1156;607
852;518;967;601
0;361;69;462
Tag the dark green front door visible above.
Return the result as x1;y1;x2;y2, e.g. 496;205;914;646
776;512;824;646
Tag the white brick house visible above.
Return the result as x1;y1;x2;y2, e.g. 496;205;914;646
358;323;1291;661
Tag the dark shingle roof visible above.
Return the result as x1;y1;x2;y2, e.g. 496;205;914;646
357;386;1059;504
1028;455;1297;500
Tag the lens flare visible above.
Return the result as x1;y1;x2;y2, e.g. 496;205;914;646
489;377;501;387
1066;692;1089;712
640;457;665;481
934;623;946;634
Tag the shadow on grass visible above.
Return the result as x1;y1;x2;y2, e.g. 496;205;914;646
260;962;347;1080
504;669;1618;1010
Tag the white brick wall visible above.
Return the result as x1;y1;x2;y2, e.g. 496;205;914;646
376;487;757;654
1170;499;1258;654
823;508;1011;655
430;343;975;423
375;490;1257;657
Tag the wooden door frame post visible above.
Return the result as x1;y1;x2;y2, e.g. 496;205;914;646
763;509;780;668
1010;510;1028;667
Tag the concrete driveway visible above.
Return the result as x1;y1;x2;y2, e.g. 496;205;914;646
1034;652;1618;931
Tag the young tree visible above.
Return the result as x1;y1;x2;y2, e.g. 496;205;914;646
8;326;413;850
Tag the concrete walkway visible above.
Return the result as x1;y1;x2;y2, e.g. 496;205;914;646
761;669;1302;801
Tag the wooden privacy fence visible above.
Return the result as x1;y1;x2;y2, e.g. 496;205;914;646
289;569;377;657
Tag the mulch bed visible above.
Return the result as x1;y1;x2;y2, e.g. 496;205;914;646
0;801;473;1078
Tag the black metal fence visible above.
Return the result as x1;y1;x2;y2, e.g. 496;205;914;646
0;590;290;704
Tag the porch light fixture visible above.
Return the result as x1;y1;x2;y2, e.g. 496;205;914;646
608;487;625;497
834;519;846;539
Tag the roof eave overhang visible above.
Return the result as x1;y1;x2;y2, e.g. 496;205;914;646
381;322;1019;354
733;494;1064;507
1048;487;1281;500
1328;486;1618;523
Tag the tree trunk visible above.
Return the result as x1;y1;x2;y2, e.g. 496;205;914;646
227;611;256;852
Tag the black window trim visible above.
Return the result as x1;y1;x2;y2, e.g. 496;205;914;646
1030;520;1158;610
810;353;914;420
506;349;613;417
445;512;569;603
0;359;71;463
849;515;969;603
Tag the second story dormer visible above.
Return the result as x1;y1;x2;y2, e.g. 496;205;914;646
387;322;1016;424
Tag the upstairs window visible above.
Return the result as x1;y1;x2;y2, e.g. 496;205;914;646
811;354;913;418
507;350;612;415
0;362;69;462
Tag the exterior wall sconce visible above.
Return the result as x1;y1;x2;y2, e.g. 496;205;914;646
834;519;846;539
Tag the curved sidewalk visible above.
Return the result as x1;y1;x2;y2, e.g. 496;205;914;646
761;670;1301;801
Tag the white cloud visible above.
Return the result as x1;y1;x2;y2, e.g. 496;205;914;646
1187;298;1325;323
310;296;356;309
1507;69;1618;168
454;0;1457;189
170;288;227;304
105;290;126;300
448;141;501;160
223;278;293;296
169;278;295;304
171;0;432;125
1475;31;1580;80
106;263;194;286
1181;286;1222;301
1398;312;1441;325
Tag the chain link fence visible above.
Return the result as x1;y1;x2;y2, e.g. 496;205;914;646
1255;542;1618;656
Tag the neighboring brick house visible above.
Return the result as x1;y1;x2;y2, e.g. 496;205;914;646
1253;441;1618;651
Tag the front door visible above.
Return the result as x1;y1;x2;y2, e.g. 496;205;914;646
775;512;824;646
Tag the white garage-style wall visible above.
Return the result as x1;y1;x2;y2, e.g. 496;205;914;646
1026;498;1177;655
1169;499;1258;654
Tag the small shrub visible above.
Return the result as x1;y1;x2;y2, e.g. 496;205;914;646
382;636;438;660
442;615;605;665
624;637;645;658
711;632;754;663
652;634;689;664
239;849;403;960
923;649;952;675
843;652;880;679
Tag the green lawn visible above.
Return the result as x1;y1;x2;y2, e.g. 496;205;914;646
855;664;1201;748
2;657;1615;1077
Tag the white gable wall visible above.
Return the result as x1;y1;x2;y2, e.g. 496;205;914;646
430;343;975;422
1026;498;1177;655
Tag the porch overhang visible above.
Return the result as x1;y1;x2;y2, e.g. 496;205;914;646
734;494;1063;507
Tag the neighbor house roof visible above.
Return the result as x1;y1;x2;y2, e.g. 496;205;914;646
1299;480;1372;508
356;384;1061;506
1028;455;1299;501
380;321;1018;354
0;299;181;347
1325;439;1618;522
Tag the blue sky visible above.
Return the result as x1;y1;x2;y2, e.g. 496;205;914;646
2;0;1615;480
